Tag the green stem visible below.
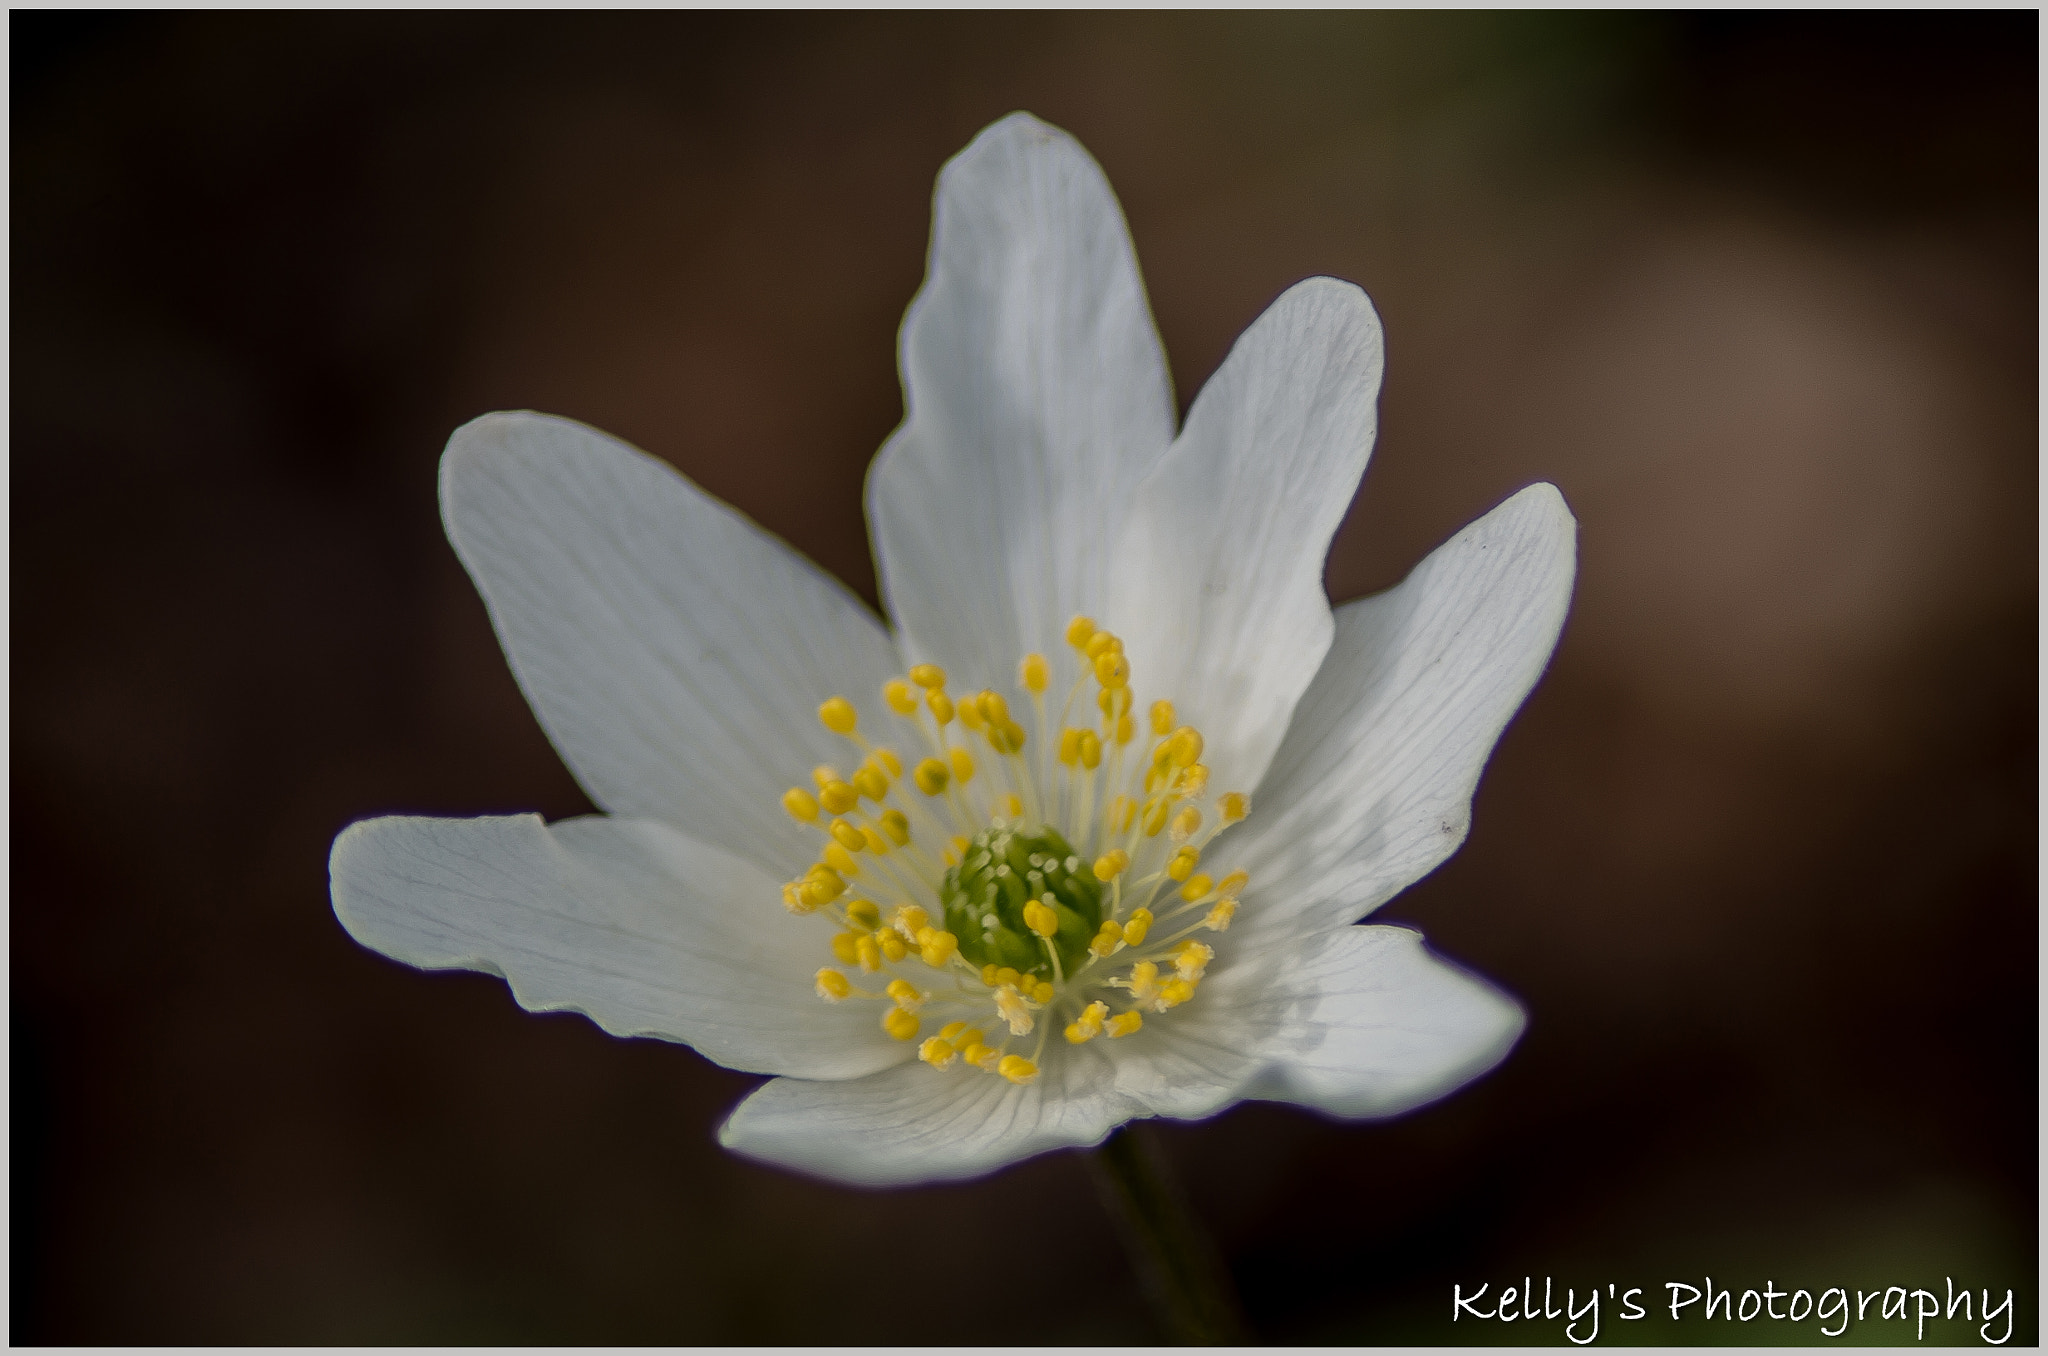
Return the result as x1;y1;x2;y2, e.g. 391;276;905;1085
1087;1124;1251;1344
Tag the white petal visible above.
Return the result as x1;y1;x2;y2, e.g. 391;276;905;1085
330;813;906;1081
719;1044;1146;1188
1228;483;1576;944
1110;277;1385;796
442;411;902;878
867;112;1176;694
1239;925;1524;1117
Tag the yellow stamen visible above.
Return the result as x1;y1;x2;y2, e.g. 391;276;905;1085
1179;873;1214;902
1094;651;1129;689
882;1007;921;1041
819;780;859;815
909;663;946;689
1023;900;1058;939
1167;846;1199;881
886;978;924;1010
913;758;950;795
1122;908;1153;946
815;968;851;1001
1106;1011;1143;1038
1092;849;1130;882
998;1055;1039;1085
1203;899;1238;931
919;1036;958;1068
830;819;866;853
1220;792;1249;823
927;689;955;724
884;680;918;716
1150;699;1175;735
949;747;976;784
845;898;881;930
1065;616;1096;649
1021;654;1049;692
819;696;858;735
781;788;819;823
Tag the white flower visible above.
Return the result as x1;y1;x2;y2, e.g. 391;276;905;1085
328;112;1576;1189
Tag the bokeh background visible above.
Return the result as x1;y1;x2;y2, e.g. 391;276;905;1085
12;11;2036;1345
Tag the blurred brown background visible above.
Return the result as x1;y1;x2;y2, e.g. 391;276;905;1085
12;12;2035;1345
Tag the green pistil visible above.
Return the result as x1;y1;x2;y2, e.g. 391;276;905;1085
940;824;1102;977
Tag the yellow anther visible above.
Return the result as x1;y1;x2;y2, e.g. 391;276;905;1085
886;978;923;1010
882;1007;920;1041
1171;807;1202;842
1179;872;1215;902
852;765;889;802
812;764;841;790
1151;738;1177;770
994;967;1021;989
1150;700;1175;736
926;689;955;724
1167;847;1200;882
948;835;969;859
1107;796;1135;834
855;934;882;972
801;872;846;909
819;696;858;735
1178;763;1210;796
782;882;810;914
1204;899;1238;931
978;691;1009;726
1065;616;1096;649
830;819;866;852
845;898;881;930
956;696;984;732
1217;870;1248;896
918;930;959;967
949;748;976;784
893;905;929;936
815;968;852;1001
878;931;907;962
961;1041;999;1071
870;747;903;780
998;1055;1039;1085
1156;977;1195;1009
1094;650;1130;689
1175;940;1214;981
880;809;911;845
884;680;918;716
862;826;890;854
909;663;946;690
1092;849;1130;882
980;963;1001;986
995;792;1023;821
831;932;861;964
1083;631;1121;661
1106;1011;1143;1038
819;780;859;815
781;787;820;823
1115;712;1134;745
1168;726;1204;767
1220;792;1249;823
823;842;861;877
1142;799;1170;837
1058;728;1084;766
1079;730;1102;769
1144;765;1169;797
1023;900;1058;939
938;1021;969;1042
993;719;1027;753
1064;1001;1109;1045
1090;919;1124;957
1021;653;1049;692
1123;908;1154;946
919;1036;958;1068
912;758;950;796
1034;980;1055;1003
1097;685;1131;719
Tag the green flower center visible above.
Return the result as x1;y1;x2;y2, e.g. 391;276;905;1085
941;825;1102;977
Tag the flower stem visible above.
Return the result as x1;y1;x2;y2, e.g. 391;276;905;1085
1087;1124;1250;1344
